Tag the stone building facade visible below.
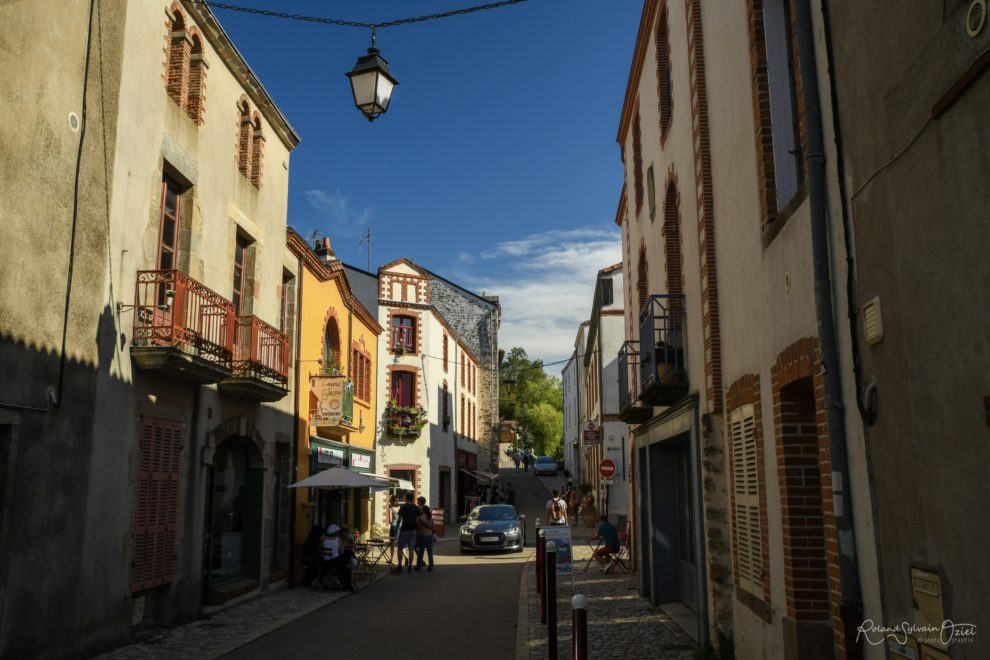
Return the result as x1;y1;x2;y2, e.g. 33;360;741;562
0;2;299;657
373;259;499;527
614;1;881;657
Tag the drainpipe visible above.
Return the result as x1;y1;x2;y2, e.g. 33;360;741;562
287;254;304;589
793;1;864;654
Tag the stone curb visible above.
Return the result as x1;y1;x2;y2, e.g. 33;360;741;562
515;556;533;660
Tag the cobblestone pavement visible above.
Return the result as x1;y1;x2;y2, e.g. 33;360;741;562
519;521;697;660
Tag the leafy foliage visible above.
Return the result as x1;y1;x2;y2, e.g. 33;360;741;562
499;347;564;457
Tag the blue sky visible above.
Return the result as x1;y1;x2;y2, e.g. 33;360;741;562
215;0;640;368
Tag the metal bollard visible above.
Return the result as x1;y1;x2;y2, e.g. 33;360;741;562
546;541;558;660
572;594;588;660
536;526;545;595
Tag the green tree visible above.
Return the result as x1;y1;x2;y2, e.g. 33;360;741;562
519;401;564;457
499;347;564;456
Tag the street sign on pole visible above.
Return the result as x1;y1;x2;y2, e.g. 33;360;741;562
599;458;616;479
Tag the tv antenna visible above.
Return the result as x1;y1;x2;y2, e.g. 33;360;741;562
357;226;372;271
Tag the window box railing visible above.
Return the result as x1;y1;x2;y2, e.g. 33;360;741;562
391;325;415;353
638;294;688;406
384;401;427;438
618;340;652;423
232;315;289;385
131;269;234;379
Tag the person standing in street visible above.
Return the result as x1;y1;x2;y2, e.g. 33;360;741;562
522;452;531;472
388;494;400;565
415;496;435;572
513;450;521;471
504;482;516;506
394;493;420;574
545;489;568;526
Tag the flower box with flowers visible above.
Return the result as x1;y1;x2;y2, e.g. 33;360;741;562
385;401;428;438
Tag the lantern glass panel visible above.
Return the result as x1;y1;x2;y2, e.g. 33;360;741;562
376;75;395;109
350;70;379;110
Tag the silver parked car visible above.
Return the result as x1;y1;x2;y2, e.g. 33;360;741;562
534;455;558;476
459;504;526;553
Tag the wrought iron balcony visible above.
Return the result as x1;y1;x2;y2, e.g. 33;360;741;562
638;294;688;406
618;340;652;423
219;315;290;401
391;325;415;353
130;269;234;383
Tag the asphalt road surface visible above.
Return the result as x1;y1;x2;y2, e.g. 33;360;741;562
222;458;559;660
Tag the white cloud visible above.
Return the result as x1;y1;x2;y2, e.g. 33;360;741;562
304;188;373;238
453;226;622;372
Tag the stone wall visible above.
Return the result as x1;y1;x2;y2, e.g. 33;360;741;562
429;279;499;471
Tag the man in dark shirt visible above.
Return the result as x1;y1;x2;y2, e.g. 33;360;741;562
394;492;421;574
592;515;621;563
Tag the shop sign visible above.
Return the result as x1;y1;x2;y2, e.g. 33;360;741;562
542;526;574;575
316;446;344;466
309;375;354;427
350;453;371;469
582;422;601;445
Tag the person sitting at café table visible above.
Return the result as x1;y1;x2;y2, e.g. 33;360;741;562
591;515;621;563
323;524;356;592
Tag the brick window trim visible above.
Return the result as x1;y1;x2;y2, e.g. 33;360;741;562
383;464;421;520
163;3;208;125
235;96;264;190
746;0;808;241
632;109;644;215
770;337;847;654
662;173;684;298
350;341;373;405
320;307;341;373
655;2;673;144
725;373;770;608
387;308;421;356
386;363;421;409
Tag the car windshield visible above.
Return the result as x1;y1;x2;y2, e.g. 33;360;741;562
473;506;517;521
537;457;555;464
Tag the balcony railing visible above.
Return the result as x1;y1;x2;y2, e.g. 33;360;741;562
232;315;289;386
132;269;234;370
638;294;688;406
618;340;652;423
391;325;415;353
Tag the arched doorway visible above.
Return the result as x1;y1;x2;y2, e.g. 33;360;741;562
206;436;264;592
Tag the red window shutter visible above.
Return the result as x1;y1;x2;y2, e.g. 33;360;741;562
132;417;182;592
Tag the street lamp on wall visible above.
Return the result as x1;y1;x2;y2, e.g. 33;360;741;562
346;29;399;121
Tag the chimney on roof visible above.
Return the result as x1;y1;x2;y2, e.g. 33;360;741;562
314;236;337;264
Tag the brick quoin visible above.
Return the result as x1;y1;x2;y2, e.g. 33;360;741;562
382;463;421;520
771;337;847;654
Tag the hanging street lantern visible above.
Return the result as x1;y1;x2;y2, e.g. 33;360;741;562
346;29;399;121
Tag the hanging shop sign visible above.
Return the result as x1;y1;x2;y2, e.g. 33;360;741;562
309;375;355;427
582;422;601;445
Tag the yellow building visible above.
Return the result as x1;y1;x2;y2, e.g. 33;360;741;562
287;230;383;546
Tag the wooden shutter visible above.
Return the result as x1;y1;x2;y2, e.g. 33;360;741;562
730;404;763;596
131;417;183;592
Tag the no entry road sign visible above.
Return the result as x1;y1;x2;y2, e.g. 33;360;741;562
599;458;616;479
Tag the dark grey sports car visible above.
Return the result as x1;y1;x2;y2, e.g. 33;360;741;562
459;504;527;553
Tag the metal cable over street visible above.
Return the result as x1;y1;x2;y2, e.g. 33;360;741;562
187;0;530;30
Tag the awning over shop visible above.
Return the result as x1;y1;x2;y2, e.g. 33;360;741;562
289;466;390;490
366;472;414;491
458;468;500;483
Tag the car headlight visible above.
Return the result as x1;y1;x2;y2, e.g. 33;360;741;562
505;526;519;535
460;527;472;535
